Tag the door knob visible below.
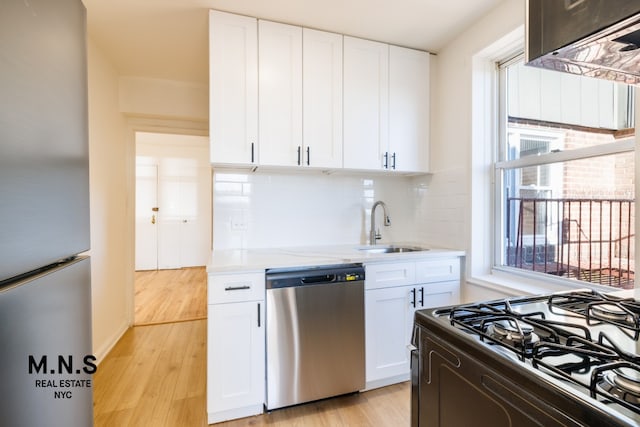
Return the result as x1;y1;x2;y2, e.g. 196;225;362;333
151;214;156;224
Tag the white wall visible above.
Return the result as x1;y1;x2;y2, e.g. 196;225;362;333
426;0;526;300
87;37;132;361
84;55;209;360
119;77;208;122
212;170;437;250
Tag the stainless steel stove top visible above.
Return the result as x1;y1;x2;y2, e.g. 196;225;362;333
415;290;640;426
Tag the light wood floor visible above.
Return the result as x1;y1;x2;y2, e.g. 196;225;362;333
217;382;410;427
93;320;207;426
96;268;411;426
94;318;410;427
135;267;207;325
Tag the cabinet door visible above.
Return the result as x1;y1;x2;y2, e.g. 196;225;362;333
209;11;257;165
258;20;303;167
207;300;265;420
343;36;389;170
365;285;414;384
389;45;430;173
303;28;343;168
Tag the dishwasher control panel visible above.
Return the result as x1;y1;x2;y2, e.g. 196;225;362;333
266;264;364;288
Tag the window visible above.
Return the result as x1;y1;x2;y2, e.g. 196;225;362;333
495;56;636;289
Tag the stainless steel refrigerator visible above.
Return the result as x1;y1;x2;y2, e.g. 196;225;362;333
0;0;94;425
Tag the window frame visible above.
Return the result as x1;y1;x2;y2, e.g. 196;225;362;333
492;54;635;284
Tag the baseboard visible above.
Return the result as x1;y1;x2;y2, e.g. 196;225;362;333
363;373;410;391
93;318;130;364
207;404;263;424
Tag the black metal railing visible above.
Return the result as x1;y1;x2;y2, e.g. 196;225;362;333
506;198;635;289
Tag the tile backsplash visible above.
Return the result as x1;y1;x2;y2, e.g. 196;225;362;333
213;170;425;250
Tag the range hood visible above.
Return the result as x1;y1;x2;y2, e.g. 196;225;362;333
526;0;640;84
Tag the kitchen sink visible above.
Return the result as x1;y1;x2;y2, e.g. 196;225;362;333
357;245;428;254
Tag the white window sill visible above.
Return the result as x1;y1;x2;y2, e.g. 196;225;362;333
467;267;632;300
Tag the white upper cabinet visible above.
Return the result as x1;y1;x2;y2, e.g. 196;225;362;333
343;36;389;171
303;28;343;169
209;10;258;166
209;11;430;174
389;46;430;173
258;20;303;167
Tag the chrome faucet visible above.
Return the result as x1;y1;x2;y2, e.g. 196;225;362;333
370;201;391;245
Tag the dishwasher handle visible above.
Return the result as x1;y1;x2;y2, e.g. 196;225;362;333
301;274;336;284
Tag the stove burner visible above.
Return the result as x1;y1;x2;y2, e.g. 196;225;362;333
591;303;633;324
549;290;640;333
598;367;640;405
486;319;539;347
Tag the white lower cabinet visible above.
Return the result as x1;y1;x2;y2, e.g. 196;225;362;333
364;258;461;389
207;272;265;424
365;284;415;386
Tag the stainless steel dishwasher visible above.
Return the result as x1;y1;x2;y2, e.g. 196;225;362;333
265;263;365;410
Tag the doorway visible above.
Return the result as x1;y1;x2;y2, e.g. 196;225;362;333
134;131;211;271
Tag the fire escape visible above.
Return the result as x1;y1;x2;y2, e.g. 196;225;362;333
506;198;635;289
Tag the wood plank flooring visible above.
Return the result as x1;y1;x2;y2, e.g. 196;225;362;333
217;382;410;427
97;268;411;426
94;318;410;427
135;267;207;325
93;320;208;426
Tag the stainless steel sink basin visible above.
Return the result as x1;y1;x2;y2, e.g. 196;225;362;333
357;245;428;254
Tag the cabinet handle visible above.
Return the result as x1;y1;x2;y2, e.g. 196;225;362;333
251;142;255;163
419;287;424;307
306;146;310;166
392;152;396;170
410;288;416;308
257;302;261;327
224;285;251;291
383;152;389;169
297;146;301;166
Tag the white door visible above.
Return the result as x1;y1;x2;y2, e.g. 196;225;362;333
157;166;183;270
158;165;211;269
258;20;303;167
343;36;389;170
180;166;212;267
209;10;258;165
135;165;158;270
303;28;343;168
136;133;212;270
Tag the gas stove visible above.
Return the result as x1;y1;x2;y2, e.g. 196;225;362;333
412;290;640;427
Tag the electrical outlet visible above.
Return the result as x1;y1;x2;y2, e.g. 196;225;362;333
230;217;248;231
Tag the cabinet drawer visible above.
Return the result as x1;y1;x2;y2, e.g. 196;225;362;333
421;280;460;309
365;262;415;290
208;271;265;304
415;258;460;284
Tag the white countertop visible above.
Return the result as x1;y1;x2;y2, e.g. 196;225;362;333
206;244;465;274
